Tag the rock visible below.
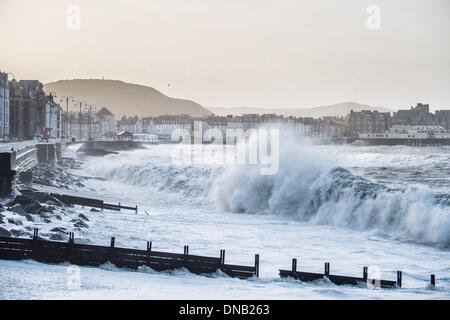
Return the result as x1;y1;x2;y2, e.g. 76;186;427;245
49;233;64;241
90;208;100;212
0;227;11;237
7;195;34;207
55;215;62;221
47;195;65;207
25;201;45;214
10;229;28;237
43;218;52;223
8;218;23;226
33;192;51;203
10;204;27;216
25;214;34;222
73;220;89;228
50;227;68;234
78;213;89;221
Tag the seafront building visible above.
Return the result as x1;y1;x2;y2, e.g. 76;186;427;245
0;71;448;143
0;73;10;140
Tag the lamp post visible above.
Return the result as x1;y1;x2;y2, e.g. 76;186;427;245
85;104;96;140
75;100;86;140
60;96;74;140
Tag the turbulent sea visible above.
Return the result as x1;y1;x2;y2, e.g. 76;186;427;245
1;141;449;299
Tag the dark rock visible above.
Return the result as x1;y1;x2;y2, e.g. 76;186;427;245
49;233;64;241
90;208;100;212
55;215;62;221
43;218;52;223
47;195;65;207
73;220;89;228
25;214;34;222
25;201;45;214
8;218;23;226
10;229;28;237
33;192;51;203
0;226;11;237
50;227;68;234
7;195;34;207
78;213;89;221
10;204;27;216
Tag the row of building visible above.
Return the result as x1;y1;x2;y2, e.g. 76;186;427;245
346;103;450;136
0;73;64;141
121;114;347;141
2;72;448;142
0;72;119;141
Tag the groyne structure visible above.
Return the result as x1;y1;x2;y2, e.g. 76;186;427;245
0;229;259;279
76;140;142;156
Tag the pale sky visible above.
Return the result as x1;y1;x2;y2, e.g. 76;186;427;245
0;0;449;110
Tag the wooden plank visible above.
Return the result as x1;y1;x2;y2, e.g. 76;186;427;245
0;236;34;245
0;235;256;279
279;269;398;288
220;264;256;273
221;269;255;279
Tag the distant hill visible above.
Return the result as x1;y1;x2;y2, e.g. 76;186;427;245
44;79;212;117
208;102;392;118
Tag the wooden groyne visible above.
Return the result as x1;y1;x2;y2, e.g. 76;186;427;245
279;258;436;288
21;189;138;213
0;229;259;279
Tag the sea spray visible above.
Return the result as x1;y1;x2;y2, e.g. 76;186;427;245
80;142;450;247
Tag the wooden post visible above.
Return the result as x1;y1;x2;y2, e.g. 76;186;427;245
396;271;402;288
325;262;330;276
32;228;39;260
110;237;115;248
219;250;225;265
68;232;74;245
292;258;297;273
363;266;368;282
33;228;39;240
118;203;121;212
430;274;435;287
146;241;152;266
67;232;74;263
255;254;260;278
135;205;138;213
184;245;189;255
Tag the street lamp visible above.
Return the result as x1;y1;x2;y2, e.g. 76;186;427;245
84;104;96;140
74;100;87;140
60;96;74;139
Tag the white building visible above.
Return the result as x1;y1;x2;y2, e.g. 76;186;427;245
44;97;63;138
145;115;193;141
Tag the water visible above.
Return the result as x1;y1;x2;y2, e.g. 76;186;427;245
1;142;449;299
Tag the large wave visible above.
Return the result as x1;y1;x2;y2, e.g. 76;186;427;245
82;142;450;247
209;141;450;247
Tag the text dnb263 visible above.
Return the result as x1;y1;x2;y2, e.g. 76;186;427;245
178;304;270;317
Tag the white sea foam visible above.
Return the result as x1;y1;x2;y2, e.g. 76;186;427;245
81;141;450;247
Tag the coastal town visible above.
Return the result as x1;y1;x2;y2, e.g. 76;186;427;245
1;73;449;144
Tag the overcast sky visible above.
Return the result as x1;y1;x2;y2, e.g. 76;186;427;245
1;0;449;110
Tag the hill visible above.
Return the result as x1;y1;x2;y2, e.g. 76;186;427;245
44;79;212;117
208;102;392;118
